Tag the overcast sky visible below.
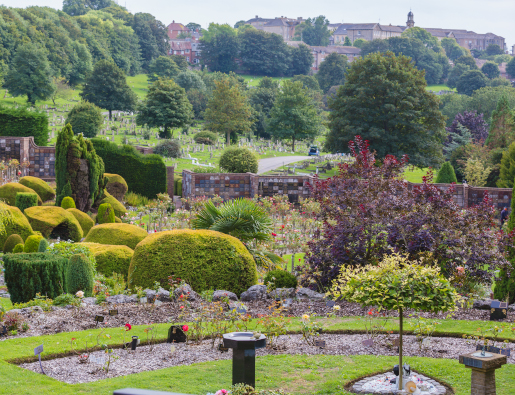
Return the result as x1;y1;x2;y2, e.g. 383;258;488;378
2;0;514;51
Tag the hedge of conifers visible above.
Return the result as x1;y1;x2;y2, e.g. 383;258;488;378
0;106;49;146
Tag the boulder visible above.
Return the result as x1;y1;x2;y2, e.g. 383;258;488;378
157;287;171;302
240;285;270;302
106;294;138;304
296;287;324;300
174;283;199;301
24;206;83;241
473;299;493;310
82;297;97;306
212;290;238;302
143;289;157;300
19;176;55;202
270;288;296;299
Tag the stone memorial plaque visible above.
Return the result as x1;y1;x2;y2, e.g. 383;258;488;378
0;325;7;336
475;344;511;356
490;300;508;320
315;340;326;348
167;326;187;343
95;315;104;323
422;338;431;347
109;310;118;316
362;339;374;347
325;300;336;308
392;339;400;347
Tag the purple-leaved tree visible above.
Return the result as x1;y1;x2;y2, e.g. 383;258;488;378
446;111;489;144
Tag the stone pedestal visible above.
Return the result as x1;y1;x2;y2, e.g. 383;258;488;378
459;351;507;395
223;332;266;388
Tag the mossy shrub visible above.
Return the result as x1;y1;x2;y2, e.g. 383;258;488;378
95;191;127;218
263;269;298;290
19;176;55;202
61;196;76;209
128;229;258;294
15;192;39;213
97;203;115;224
0;182;42;206
0;202;34;248
67;208;95;237
193;131;218;144
79;242;134;279
24;206;83;242
66;253;94;297
3;234;23;253
115;216;122;223
13;244;24;253
104;173;128;202
23;235;44;253
38;238;49;252
85;223;148;249
219;147;259;174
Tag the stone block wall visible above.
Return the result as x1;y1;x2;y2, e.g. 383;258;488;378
0;137;55;180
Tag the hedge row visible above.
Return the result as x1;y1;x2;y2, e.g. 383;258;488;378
91;139;166;199
0;106;49;146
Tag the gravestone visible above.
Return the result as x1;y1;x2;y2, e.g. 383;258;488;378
167;326;187;343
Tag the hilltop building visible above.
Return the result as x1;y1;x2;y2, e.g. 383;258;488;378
167;21;202;64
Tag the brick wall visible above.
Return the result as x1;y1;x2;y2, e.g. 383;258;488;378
0;137;55;180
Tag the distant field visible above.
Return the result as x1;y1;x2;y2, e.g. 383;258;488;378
403;167;436;183
426;84;456;92
237;74;291;87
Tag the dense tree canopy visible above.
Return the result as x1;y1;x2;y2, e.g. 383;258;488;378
457;70;488;96
65;101;103;138
199;23;240;73
147;56;180;82
289;44;314;76
239;29;291;76
481;62;500;79
294;16;331;46
507;57;515;79
326;52;446;168
316;52;348;93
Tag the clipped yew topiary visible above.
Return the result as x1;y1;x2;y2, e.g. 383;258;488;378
94;191;127;218
0;182;42;206
219;147;259;174
79;242;134;278
104;173;128;202
24;206;83;242
3;234;23;253
128;229;257;294
97;203;115;224
15;192;39;213
435;162;458;184
67;208;95;236
65;253;94;297
0;202;34;248
85;223;148;249
61;196;76;209
23;235;44;253
38;238;49;252
115;216;122;223
13;244;24;253
19;176;55;202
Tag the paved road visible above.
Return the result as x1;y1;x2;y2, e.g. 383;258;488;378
258;156;311;174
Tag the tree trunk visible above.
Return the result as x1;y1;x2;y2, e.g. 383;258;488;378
109;110;112;120
226;131;230;145
398;307;403;391
292;136;296;152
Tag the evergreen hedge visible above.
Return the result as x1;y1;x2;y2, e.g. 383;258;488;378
0;106;49;146
66;254;94;297
23;235;44;253
4;253;68;304
91;138;166;199
15;192;39;213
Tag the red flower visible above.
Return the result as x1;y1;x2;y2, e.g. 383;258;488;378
180;306;184;309
125;323;132;331
182;325;189;332
272;233;277;237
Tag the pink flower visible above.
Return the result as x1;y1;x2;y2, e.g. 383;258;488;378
215;390;228;395
182;325;189;332
125;323;132;331
457;266;465;274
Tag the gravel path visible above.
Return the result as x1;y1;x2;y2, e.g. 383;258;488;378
258;156;311;174
20;333;513;384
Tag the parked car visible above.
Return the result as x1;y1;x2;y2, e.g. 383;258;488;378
308;146;319;156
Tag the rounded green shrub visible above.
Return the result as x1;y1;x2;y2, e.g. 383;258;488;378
435;162;458;184
3;234;23;253
23;235;44;253
104;173;128;202
66;208;95;237
128;229;257;294
65;101;103;138
0;182;42;206
219;147;259;174
61;196;76;209
13;244;24;253
97;203;115;224
194;131;217;145
38;238;49;252
95;191;127;218
19;176;55;202
85;223;148;249
0;202;35;248
79;242;134;279
115;216;122;223
263;269;298;290
24;206;83;242
153;139;181;158
66;253;94;297
15;192;39;213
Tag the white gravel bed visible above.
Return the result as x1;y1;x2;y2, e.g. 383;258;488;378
19;333;514;384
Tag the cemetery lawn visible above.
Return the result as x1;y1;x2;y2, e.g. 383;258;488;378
403;167;437;183
426;85;456;92
282;253;306;270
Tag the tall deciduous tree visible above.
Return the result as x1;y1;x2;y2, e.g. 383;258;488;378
481;62;500;79
204;78;253;144
239;29;291;76
316;52;348;93
486;95;515;149
343;36;352;46
326;52;446;168
81;60;137;120
506;57;515;79
289;44;314;76
268;80;322;151
147;56;180;82
136;79;193;139
68;41;93;87
446;64;470;89
65;101;104;138
446;111;489;143
199;23;239;73
295;16;331;46
457;70;488;96
4;43;55;105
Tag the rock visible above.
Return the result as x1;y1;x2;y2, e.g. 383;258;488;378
106;294;138;304
157;287;171;302
508;303;515;311
212;290;238;302
82;297;97;306
296;287;324;300
174;283;199;301
473;299;493;310
143;289;157;300
50;306;62;311
240;285;270;302
269;288;296;299
6;309;22;315
20;306;43;315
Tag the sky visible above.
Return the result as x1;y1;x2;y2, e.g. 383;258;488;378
1;0;514;51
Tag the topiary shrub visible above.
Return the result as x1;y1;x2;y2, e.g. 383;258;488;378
219;147;259;174
23;235;44;253
174;177;182;196
435;162;458;184
24;206;83;242
128;229;257;294
153;140;181;158
0;202;35;248
94;191;127;218
61;196;76;209
4;252;68;303
194;131;217;145
115;216;122;223
15;192;39;213
263;269;298;290
97;203;115;224
65;254;94;297
3;234;23;253
38;238;49;252
79;242;134;279
67;208;95;237
12;244;24;253
19;176;55;202
0;183;42;206
85;223;148;249
104;173;128;202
